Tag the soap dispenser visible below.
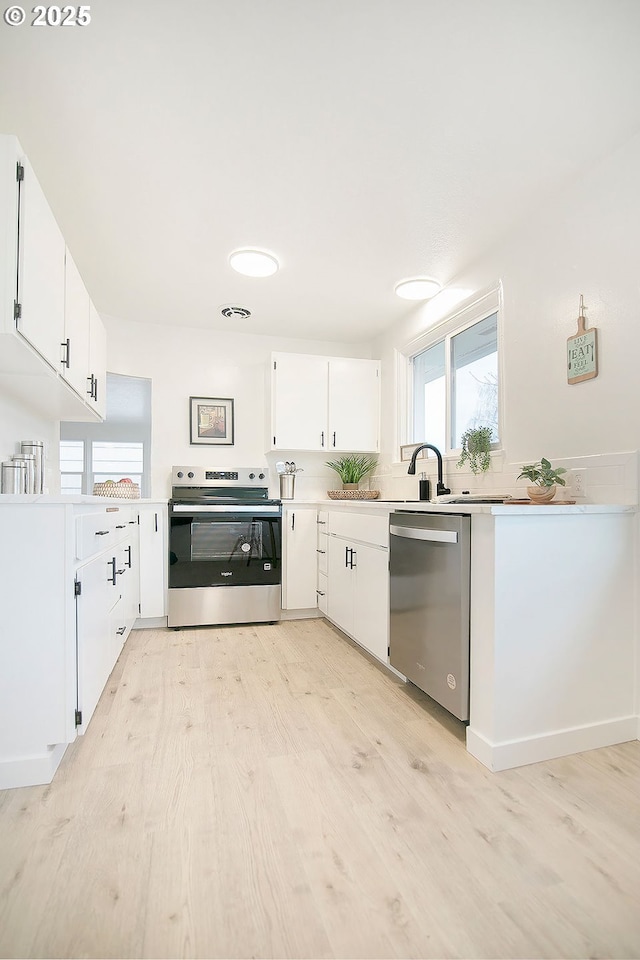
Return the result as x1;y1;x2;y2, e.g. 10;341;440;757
419;472;431;501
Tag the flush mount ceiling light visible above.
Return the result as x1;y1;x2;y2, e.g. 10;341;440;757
229;248;279;278
394;277;442;301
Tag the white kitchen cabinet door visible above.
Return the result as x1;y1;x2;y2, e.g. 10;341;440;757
352;542;389;662
271;353;328;450
327;534;355;636
17;153;66;371
88;301;107;419
138;505;167;618
62;248;91;398
328;358;380;452
75;552;110;733
282;506;318;609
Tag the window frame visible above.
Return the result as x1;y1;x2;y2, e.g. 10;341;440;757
398;285;503;461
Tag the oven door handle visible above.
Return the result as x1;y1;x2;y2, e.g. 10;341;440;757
171;504;281;514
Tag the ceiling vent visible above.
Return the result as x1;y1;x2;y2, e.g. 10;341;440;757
220;305;252;320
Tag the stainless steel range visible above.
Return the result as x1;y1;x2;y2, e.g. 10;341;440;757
168;466;282;627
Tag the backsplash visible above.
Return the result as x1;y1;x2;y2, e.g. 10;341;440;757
373;450;638;505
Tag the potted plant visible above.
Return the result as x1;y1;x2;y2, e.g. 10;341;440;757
326;454;378;491
517;457;567;503
457;426;494;475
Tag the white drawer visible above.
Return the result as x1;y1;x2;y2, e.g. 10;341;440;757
317;572;328;614
328;511;388;548
75;508;134;561
316;534;328;574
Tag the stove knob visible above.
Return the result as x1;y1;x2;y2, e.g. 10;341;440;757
177;471;184;478
249;472;255;479
258;473;265;479
188;471;194;479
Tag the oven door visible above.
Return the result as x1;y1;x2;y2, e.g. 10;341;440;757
169;506;281;589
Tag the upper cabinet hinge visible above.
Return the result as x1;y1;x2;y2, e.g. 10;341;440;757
273;360;277;370
16;163;24;182
13;300;21;325
74;579;82;597
75;709;83;727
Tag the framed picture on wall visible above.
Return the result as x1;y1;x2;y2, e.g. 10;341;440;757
189;397;234;445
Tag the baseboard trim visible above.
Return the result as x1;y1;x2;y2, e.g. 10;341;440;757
0;742;68;790
466;716;638;772
134;616;168;629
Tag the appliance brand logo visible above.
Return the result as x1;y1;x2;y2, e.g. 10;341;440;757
221;571;233;577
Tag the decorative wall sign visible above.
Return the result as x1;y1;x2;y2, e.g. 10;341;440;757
189;397;234;445
567;295;598;384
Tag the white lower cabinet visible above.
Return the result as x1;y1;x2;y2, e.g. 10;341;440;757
282;505;319;610
326;511;389;663
0;499;169;789
138;504;167;618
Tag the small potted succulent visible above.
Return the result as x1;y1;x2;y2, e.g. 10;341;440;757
517;457;567;503
457;425;494;475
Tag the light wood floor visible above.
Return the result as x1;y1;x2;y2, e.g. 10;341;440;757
1;619;639;960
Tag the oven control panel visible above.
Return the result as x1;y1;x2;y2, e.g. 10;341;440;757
171;465;268;486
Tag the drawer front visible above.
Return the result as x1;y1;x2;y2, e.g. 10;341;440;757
317;572;328;614
76;507;136;560
328;511;388;548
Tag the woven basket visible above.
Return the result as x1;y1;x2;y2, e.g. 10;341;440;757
327;490;380;500
93;481;140;499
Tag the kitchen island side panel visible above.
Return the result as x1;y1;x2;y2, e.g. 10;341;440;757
467;510;636;770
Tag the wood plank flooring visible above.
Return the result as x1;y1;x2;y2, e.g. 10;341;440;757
0;618;639;959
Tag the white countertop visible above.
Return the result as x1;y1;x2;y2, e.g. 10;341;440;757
283;498;635;516
0;494;168;505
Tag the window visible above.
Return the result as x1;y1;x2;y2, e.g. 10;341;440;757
60;373;151;495
409;293;500;453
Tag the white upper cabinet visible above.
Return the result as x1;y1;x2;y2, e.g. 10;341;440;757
328;358;380;452
271;353;328;450
62;248;91;398
270;352;380;452
0;133;105;421
17;153;66;371
88;301;107;419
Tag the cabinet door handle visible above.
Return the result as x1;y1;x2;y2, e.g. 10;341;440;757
125;545;132;568
316;590;326;597
332;431;336;447
116;626;126;635
154;512;158;532
321;431;325;447
108;557;117;584
316;519;326;525
316;548;326;554
345;546;350;568
291;512;295;531
116;524;126;529
95;529;109;536
60;338;70;368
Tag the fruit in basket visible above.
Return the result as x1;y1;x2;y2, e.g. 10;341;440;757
118;478;133;483
104;479;115;484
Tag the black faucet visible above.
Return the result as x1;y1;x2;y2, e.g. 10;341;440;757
407;443;451;496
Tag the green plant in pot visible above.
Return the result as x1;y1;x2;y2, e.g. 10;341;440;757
457;425;494;475
517;457;567;503
326;454;378;491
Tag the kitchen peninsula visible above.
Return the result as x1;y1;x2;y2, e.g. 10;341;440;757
283;498;636;772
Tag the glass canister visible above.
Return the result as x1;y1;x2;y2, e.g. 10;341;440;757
1;460;27;494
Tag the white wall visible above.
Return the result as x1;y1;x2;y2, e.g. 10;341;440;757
0;394;58;493
103;317;373;498
371;130;640;501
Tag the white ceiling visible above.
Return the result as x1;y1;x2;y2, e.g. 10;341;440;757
1;0;639;343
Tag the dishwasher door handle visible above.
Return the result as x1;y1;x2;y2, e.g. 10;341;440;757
390;525;458;544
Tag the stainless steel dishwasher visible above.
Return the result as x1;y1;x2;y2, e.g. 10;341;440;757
389;512;471;721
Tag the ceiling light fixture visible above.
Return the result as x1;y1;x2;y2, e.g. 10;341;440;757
229;248;279;278
394;277;442;301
